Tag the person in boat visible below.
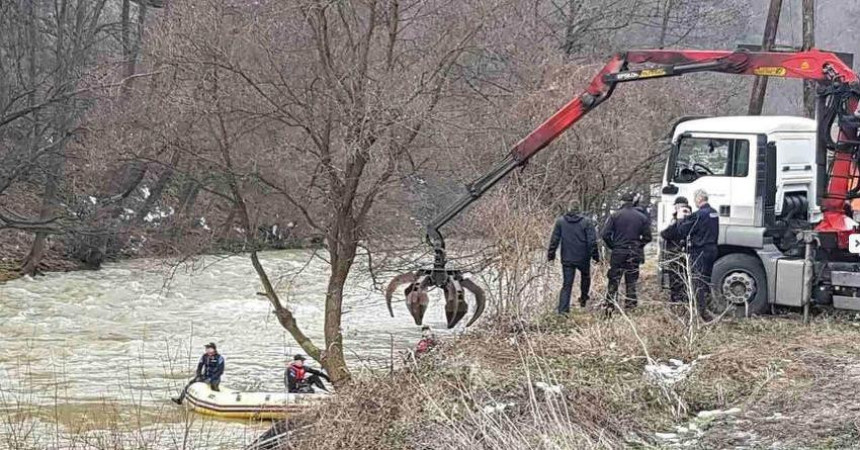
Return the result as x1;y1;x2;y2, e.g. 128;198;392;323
415;325;439;356
286;354;330;393
172;342;225;404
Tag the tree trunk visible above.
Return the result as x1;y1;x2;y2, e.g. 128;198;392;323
657;0;673;49
748;0;783;115
21;152;62;275
802;0;815;118
562;0;581;56
120;0;146;96
122;0;130;60
178;179;200;217
22;0;68;275
322;250;354;383
134;152;179;224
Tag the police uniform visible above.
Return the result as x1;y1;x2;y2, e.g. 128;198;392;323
664;203;719;318
602;199;652;308
660;197;691;303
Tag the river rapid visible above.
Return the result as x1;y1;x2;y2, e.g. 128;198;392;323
0;250;450;449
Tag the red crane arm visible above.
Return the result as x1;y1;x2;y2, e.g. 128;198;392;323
511;49;858;163
426;48;860;270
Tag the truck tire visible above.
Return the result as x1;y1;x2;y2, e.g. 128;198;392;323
710;253;769;317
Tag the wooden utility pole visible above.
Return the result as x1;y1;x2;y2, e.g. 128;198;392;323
802;0;815;118
748;0;783;115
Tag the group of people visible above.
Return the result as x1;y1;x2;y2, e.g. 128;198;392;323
171;342;330;404
547;189;719;320
172;326;442;403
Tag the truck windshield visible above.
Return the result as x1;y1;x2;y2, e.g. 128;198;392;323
673;137;749;182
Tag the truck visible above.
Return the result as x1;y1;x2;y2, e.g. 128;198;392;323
387;48;860;326
658;115;821;316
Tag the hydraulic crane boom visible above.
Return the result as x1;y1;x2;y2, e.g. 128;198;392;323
388;48;860;329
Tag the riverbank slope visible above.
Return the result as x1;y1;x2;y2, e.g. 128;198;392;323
289;306;860;449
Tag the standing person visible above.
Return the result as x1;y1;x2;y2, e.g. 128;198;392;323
662;190;719;320
661;197;693;303
286;355;330;393
602;193;652;309
547;205;599;313
172;342;225;404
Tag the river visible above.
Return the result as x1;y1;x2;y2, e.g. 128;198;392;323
0;250;451;449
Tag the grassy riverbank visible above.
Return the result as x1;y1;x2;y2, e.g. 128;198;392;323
291;305;860;449
6;261;860;449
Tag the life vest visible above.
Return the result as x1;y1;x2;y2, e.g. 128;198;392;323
201;354;223;379
290;363;306;381
416;338;436;354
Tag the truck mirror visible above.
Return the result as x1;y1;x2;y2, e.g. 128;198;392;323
662;184;679;195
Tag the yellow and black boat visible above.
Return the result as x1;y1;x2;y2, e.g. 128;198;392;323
183;382;329;420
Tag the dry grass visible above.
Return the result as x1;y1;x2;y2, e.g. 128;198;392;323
288;281;860;450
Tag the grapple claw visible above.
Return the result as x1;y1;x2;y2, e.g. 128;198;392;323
461;278;486;327
444;279;467;328
385;272;418;317
406;276;431;325
385;268;486;328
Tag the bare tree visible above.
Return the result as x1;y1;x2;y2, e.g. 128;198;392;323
802;0;815;118
123;0;492;382
0;0;164;273
748;0;783;115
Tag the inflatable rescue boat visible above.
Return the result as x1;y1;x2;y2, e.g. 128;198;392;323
183;382;329;419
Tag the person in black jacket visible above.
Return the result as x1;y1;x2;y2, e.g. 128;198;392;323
172;342;225;404
602;193;652;309
285;354;330;393
661;197;692;303
662;190;719;320
548;207;599;313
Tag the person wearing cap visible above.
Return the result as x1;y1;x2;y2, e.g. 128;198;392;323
661;197;693;303
415;325;439;355
602;192;652;309
285;354;330;393
172;342;225;404
661;189;719;321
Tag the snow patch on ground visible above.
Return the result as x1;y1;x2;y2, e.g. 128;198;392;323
481;402;515;415
144;206;174;223
697;407;741;420
654;407;743;447
644;357;701;386
121;208;135;221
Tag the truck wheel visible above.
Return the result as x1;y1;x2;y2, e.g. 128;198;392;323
710;254;769;317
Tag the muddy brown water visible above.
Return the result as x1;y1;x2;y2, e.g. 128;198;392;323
0;250;453;448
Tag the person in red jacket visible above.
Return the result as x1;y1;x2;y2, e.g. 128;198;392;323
415;326;438;355
285;354;330;393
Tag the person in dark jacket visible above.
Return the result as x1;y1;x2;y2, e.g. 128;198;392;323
286;354;330;393
661;190;719;320
602;193;652;309
661;197;693;303
548;207;599;313
172;342;225;404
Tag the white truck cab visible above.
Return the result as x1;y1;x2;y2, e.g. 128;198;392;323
658;116;833;314
659;116;817;236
